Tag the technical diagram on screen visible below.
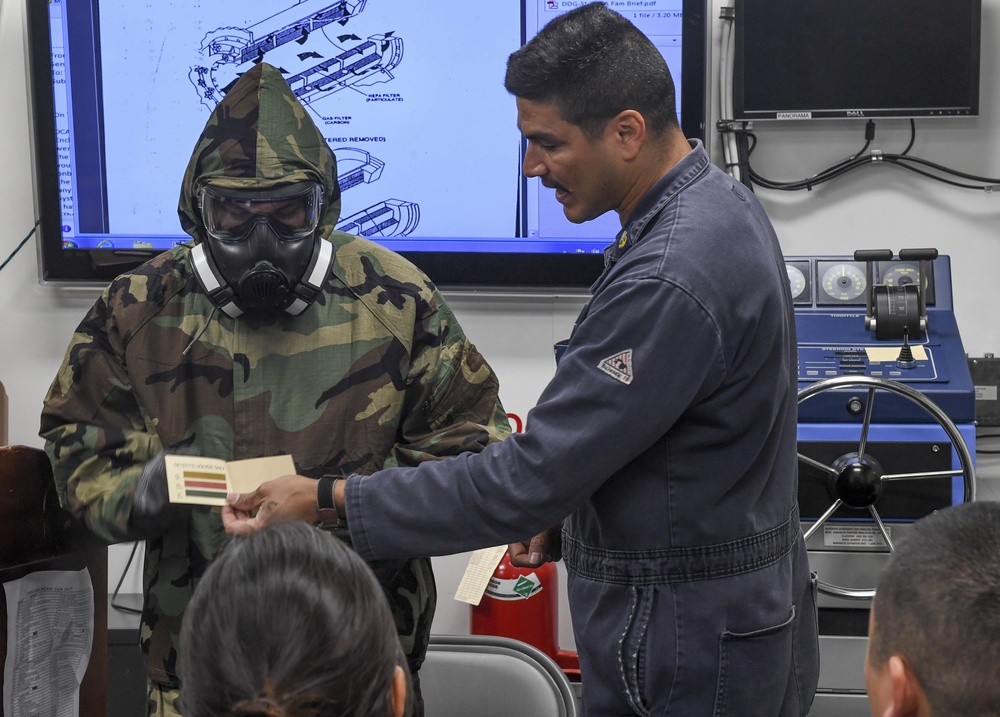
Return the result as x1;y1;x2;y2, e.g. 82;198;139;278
26;0;707;289
189;1;403;113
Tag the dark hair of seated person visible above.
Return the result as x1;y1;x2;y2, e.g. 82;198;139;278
180;521;410;717
866;500;1000;717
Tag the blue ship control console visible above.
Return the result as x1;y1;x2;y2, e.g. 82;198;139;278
788;250;976;717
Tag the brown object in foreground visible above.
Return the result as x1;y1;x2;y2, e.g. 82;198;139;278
0;444;108;716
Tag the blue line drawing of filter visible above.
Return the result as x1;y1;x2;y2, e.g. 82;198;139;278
190;0;403;110
337;199;420;238
335;147;386;191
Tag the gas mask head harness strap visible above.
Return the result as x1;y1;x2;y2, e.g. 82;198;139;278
190;181;334;318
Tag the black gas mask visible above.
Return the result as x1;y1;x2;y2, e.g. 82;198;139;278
190;181;334;317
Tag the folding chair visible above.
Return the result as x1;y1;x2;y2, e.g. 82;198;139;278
420;634;579;717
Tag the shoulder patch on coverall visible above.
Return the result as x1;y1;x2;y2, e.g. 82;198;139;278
598;349;634;385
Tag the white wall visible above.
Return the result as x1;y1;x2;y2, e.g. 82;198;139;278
1;0;998;650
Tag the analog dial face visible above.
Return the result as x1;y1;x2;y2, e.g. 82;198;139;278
821;263;867;302
786;264;807;302
882;263;921;289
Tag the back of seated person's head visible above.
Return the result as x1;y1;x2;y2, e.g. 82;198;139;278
865;501;1000;717
180;521;409;717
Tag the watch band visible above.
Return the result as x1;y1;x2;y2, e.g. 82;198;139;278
316;475;343;528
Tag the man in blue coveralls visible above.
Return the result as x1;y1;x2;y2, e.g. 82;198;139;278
225;3;820;714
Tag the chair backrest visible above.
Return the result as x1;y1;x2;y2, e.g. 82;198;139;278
420;635;579;717
0;444;66;565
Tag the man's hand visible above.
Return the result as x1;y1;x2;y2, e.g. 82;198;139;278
509;524;563;567
221;474;319;536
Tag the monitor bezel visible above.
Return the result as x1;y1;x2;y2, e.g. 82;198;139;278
732;0;982;122
25;0;709;292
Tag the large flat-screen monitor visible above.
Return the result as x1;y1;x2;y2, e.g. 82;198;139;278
25;0;708;292
733;0;981;122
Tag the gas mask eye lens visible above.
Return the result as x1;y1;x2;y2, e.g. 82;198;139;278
215;204;255;236
270;200;310;232
200;183;322;241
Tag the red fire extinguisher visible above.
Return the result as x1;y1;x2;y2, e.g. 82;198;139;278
470;552;580;679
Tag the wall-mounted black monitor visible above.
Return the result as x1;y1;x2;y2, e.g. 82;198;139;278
25;0;708;292
733;0;981;121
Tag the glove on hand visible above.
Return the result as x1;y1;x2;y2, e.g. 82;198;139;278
127;443;199;539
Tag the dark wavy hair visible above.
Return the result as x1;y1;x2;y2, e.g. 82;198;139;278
180;521;409;717
504;2;679;139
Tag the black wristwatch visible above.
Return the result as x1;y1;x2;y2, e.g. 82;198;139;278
316;475;345;528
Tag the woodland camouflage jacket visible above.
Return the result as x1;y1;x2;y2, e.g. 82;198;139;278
39;63;510;688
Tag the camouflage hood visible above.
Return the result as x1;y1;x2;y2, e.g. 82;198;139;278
177;62;341;242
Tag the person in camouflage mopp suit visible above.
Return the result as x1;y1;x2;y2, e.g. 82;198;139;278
39;62;510;717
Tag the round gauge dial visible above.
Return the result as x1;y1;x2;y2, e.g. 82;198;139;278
882;263;923;289
821;263;866;302
786;264;807;302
